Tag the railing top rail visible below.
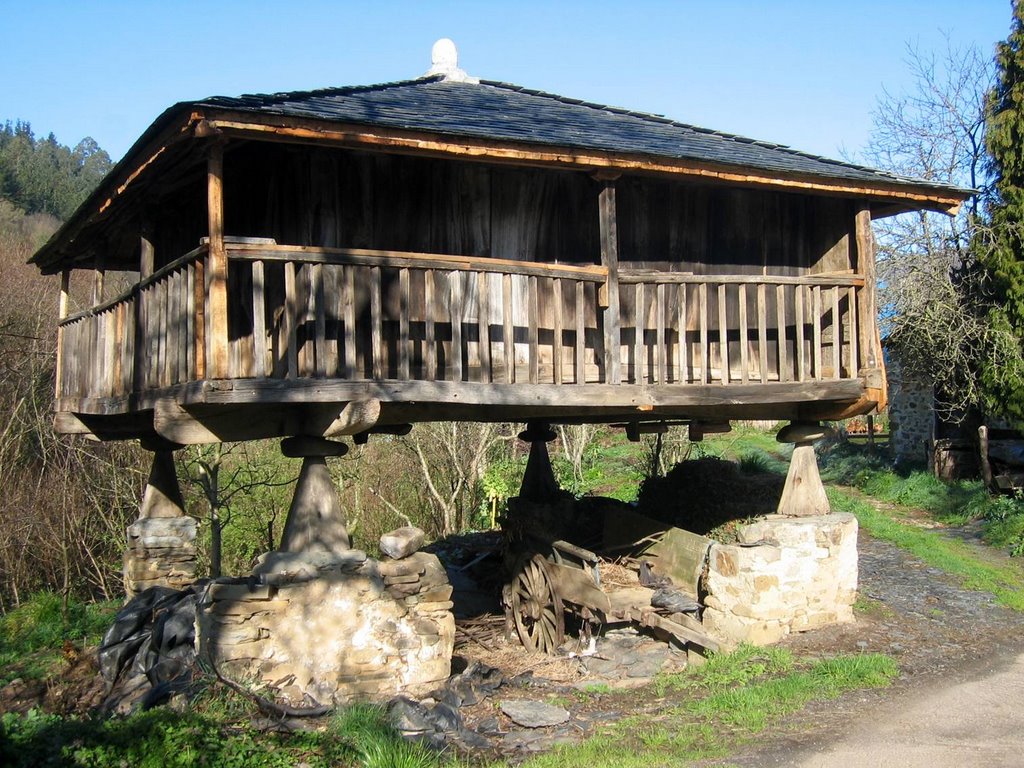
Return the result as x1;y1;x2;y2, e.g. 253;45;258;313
59;244;208;327
618;270;865;287
226;243;610;283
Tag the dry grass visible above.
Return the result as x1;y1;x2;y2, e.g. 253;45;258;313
597;560;640;590
460;638;585;682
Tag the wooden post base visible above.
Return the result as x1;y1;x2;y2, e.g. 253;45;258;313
776;422;834;518
517;421;561;503
139;449;187;519
279;453;351;555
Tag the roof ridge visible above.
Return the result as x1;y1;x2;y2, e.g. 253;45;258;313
201;75;444;108
475;79;939;186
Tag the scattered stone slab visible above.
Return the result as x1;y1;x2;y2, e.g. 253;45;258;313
499;700;570;728
380;527;426;560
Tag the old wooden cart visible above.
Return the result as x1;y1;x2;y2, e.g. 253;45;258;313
503;502;721;654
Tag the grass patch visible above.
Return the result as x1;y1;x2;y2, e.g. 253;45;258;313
0;592;118;684
0;701;441;768
830;489;1024;611
521;645;896;768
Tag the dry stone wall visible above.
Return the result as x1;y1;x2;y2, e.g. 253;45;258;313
702;513;858;646
123;517;198;598
196;550;455;705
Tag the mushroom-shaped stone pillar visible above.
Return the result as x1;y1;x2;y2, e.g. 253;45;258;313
278;436;351;555
517;421;561;503
775;422;835;517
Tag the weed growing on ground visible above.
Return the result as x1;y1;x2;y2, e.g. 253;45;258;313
520;645;897;768
830;490;1024;611
0;592;118;684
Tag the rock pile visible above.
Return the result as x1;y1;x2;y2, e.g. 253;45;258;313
197;528;456;705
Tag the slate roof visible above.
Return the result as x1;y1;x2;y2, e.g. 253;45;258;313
196;75;965;195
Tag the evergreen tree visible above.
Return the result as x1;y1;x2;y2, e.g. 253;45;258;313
978;0;1024;426
0;120;112;221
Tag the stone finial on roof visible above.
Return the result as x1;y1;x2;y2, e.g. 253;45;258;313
424;38;479;84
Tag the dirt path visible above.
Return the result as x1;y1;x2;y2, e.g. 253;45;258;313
721;522;1024;766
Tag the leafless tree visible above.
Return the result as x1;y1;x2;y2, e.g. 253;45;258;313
400;422;512;536
856;37;1021;417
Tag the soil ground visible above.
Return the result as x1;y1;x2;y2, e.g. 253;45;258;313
718;522;1024;766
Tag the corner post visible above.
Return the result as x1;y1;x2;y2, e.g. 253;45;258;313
55;269;70;400
597;176;622;384
207;141;229;379
134;222;154;393
855;205;879;371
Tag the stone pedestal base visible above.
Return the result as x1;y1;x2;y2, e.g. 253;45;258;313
702;513;858;646
123;516;198;598
197;550;455;705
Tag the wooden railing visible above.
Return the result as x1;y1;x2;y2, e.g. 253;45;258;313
57;245;207;402
617;270;863;385
55;241;867;406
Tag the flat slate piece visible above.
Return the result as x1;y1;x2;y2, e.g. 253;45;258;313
499;700;571;728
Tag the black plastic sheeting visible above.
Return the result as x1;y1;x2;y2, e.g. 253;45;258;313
98;583;207;710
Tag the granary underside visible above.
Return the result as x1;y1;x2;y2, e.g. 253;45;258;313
33;77;971;446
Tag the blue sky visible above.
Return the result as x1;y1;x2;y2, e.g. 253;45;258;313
0;1;1011;163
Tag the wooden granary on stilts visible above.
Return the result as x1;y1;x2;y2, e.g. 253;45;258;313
32;42;970;670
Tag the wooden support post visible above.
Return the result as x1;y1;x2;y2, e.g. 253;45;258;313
207;142;229;379
91;251;106;307
55;270;70;398
598;179;622;384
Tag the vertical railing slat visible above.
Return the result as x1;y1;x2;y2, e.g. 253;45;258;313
400;268;412;381
738;283;749;384
371;265;383;379
847;286;858;380
503;273;514;384
757;283;768;383
633;283;644;385
283;261;298;379
343;265;356;379
656;283;666;384
425;269;436;381
795;285;806;382
450;270;463;382
698;282;708;383
677;284;687;383
477;271;490;383
575;281;585;385
812;284;822;381
528;275;539;385
717;283;728;383
553;277;563;385
776;284;788;382
831;286;841;380
252;260;267;378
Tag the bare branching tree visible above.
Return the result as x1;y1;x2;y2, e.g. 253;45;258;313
857;37;1022;417
178;442;295;577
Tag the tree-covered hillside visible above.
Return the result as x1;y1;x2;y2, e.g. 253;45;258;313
0;120;112;221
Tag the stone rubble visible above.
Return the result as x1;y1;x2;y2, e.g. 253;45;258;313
197;549;456;705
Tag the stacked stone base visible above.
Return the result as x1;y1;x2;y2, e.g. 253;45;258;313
702;513;858;646
197;550;455;705
123;517;198;598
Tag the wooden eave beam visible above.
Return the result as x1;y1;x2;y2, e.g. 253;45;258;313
198;108;969;215
32;111;207;274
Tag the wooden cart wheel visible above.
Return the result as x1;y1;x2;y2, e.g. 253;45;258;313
507;554;565;654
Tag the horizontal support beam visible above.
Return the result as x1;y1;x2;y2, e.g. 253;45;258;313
227;243;608;283
618;270;865;288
